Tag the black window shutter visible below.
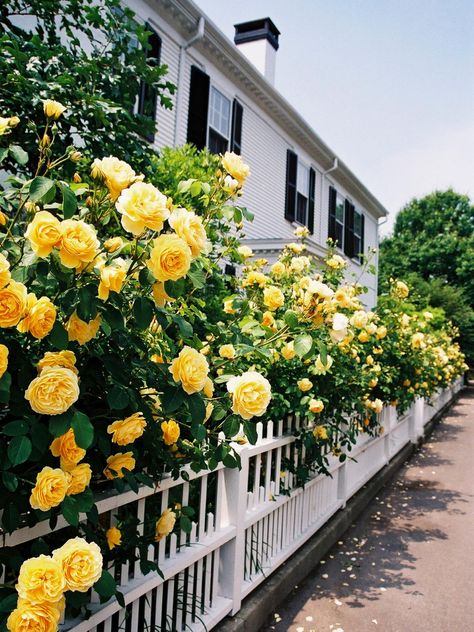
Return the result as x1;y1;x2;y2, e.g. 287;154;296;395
138;24;162;140
328;186;337;241
344;201;355;258
187;65;210;149
359;213;365;262
231;100;243;154
285;150;298;222
307;167;316;234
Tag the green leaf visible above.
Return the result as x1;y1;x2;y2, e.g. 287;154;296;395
2;503;19;533
164;278;185;298
103;304;124;330
162;387;184;414
29;176;56;203
49;410;74;437
2;420;29;436
294;334;313;358
2;471;18;492
61;496;79;526
180;515;193;533
0;593;18;613
47;321;68;350
284;309;299;328
0;147;8;163
318;341;328;366
9;145;28;165
107;386;129;410
77;285;97;321
0;372;11;404
8;436;32;467
191;424;207;441
71;411;94;449
189;181;202;196
173;315;193;338
188;266;206;289
243;420;258;445
223;416;240;438
94;570;117;599
73;488;94;513
188;393;206;424
222;453;239;468
60;183;78;219
133;297;154;329
214;374;235;384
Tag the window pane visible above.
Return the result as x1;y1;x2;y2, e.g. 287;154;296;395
208;128;228;154
353;236;361;258
209;87;230;138
335;223;343;247
296;193;308;225
336;196;344;222
297;162;309;194
354;211;362;236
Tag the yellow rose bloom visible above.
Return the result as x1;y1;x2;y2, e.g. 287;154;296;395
326;254;346;269
0;253;11;288
314;354;333;375
287;242;305;254
147;233;192;282
25;366;79;415
50;428;86;471
106;526;122;550
98;261;127;301
29;467;70;512
66;311;101;345
350;310;368;329
103;236;124;253
376;325;387;339
43;99;66;119
107;412;147;446
394;280;409;298
222;152;250;185
358;331;369;343
242;271;268;288
313;424;328;438
263;285;284;311
0;344;8;379
16;555;66;604
7;600;61;632
203;377;214;398
58;219;99;269
67;463;92;495
25;211;62;258
223;298;236;314
270;261;286;276
91;156;142;201
52;537;103;592
294;226;310;238
103;452;136;479
152;281;174;307
169;346;209;394
204;401;214;422
161;419;180;445
0;280;28;327
262;311;276;328
227;370;271;420
334;289;351;308
37;350;77;374
297;378;313;392
155;508;176;542
309;399;325;414
289;256;311;273
169;208;207;257
116;181;169;236
237;245;253;258
281;341;296;361
17;294;56;339
219;344;236;359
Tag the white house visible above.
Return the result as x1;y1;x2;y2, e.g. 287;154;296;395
126;0;388;306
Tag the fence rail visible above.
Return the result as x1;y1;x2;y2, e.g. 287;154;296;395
3;379;464;632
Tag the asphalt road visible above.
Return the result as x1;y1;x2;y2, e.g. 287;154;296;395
262;387;474;632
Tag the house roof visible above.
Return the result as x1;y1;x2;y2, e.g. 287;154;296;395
156;0;388;220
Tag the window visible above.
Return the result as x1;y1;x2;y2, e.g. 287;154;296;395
328;186;365;262
187;66;244;154
208;87;231;154
353;210;365;262
137;24;162;141
335;193;344;247
285;150;316;234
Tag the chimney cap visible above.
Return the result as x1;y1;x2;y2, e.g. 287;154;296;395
234;18;280;51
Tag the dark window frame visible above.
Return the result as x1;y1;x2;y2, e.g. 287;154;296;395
137;23;162;142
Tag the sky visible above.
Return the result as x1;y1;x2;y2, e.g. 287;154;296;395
196;0;474;235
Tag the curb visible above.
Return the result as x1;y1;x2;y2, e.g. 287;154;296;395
215;389;465;632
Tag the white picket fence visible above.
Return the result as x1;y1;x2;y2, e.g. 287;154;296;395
1;378;464;632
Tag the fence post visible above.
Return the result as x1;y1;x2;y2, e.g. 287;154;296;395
216;445;249;615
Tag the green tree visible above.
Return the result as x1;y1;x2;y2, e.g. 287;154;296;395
0;0;175;173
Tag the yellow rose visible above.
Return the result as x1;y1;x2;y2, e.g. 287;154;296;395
107;412;147;446
242;271;268;288
350;310;368;329
326;254;346;269
67;463;92;495
313;424;328;438
203;377;214;398
270;261;285;276
103;452;136;479
155;508;176;542
358;331;369;343
237;245;253;258
314;354;333;375
152;281;174;307
287;242;305;254
91;156;143;201
0;280;28;327
43;99;66;119
98;261;127;301
334;289;351;308
7;600;61;632
222;152;250;185
297;378;313;392
281;341;296;361
106;526;122;550
263;285;284;311
289;256;311;273
262;311;275;328
204;402;214;422
0;344;8;378
169;208;207;257
294;226;309;238
0;253;10;288
227;370;271;420
169;346;209;394
376;325;387;339
58;219;99;269
309;399;325;414
116;181;169;236
147;233;192;282
16;555;66;604
17;294;56;339
29;467;70;512
394;280;409;298
25;366;79;415
37;350;77;374
161;419;180;445
50;428;86;471
52;537;103;592
25;211;62;258
66;311;101;345
223;298;236;314
219;344;236;359
103;236;124;253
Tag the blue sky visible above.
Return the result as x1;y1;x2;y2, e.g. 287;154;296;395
196;0;474;234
